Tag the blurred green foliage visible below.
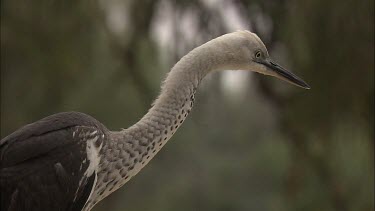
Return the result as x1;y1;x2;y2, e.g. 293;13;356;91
1;0;373;211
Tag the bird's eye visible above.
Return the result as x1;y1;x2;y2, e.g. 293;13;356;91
255;51;261;59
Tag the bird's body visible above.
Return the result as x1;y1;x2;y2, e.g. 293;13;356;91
0;31;309;211
0;112;107;210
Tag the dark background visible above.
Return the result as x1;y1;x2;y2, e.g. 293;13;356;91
1;0;373;210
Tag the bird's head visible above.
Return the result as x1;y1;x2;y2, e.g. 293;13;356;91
215;30;310;89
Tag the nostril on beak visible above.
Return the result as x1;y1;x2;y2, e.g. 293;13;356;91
270;61;278;66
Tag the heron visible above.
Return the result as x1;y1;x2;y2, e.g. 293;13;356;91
0;30;310;211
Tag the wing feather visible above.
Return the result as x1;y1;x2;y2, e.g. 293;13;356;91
0;112;107;211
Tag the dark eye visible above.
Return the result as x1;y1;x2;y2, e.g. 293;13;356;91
255;51;261;59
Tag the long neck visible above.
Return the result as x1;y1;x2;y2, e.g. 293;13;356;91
118;40;229;166
121;42;220;162
89;39;230;208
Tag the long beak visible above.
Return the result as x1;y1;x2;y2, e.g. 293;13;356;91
259;59;310;89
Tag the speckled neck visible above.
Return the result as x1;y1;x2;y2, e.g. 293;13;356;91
115;43;218;171
85;37;227;209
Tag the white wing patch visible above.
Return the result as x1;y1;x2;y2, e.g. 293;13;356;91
82;135;103;209
85;136;102;177
74;134;103;203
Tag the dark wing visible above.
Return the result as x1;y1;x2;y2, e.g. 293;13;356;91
0;112;107;211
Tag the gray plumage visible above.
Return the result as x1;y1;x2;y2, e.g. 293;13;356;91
0;30;309;211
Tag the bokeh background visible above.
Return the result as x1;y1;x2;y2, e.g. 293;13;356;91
1;0;373;211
